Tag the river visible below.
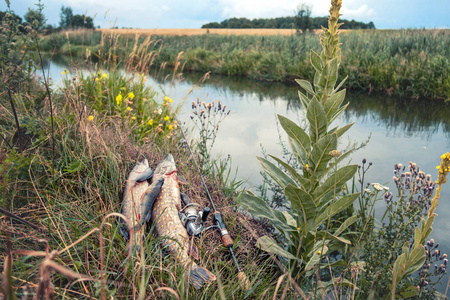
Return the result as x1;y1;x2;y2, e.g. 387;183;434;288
46;57;450;293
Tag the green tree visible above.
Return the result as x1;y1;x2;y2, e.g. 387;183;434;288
23;0;46;31
59;6;73;29
70;14;94;29
294;3;312;34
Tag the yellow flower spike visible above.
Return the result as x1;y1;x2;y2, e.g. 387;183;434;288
116;94;123;106
87;115;94;121
127;92;135;99
164;116;170;121
147;119;153;125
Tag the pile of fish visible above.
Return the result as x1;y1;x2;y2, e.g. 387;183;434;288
120;154;216;289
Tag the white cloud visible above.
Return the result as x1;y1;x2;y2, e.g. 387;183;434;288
341;4;376;20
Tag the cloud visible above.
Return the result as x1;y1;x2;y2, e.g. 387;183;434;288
341;4;376;21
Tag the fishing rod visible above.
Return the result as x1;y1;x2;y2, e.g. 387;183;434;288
178;120;250;288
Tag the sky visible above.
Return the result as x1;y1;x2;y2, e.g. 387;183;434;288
3;0;450;30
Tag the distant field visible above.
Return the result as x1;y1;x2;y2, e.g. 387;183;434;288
99;28;302;36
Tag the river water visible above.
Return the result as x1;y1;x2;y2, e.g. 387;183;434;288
47;57;450;293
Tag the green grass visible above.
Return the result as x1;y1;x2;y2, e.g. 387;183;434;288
41;28;450;101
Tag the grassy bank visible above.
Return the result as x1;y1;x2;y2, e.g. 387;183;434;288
2;1;450;298
41;28;450;101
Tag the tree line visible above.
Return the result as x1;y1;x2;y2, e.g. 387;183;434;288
202;16;375;30
0;3;95;34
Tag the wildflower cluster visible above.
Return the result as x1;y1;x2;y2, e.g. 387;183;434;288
392;161;436;211
189;98;230;165
415;238;448;297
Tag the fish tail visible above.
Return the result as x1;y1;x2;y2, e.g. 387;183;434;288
187;263;216;289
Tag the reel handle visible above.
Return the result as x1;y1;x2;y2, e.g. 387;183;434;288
202;207;211;222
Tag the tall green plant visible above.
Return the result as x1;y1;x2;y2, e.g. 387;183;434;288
241;0;359;282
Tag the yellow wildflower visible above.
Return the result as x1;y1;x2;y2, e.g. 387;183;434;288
164;116;170;121
126;107;132;111
169;98;173;103
131;116;136;120
116;94;123;105
102;73;107;78
147;119;153;125
127;92;135;99
318;251;322;255
168;125;173;130
95;78;99;82
87;115;94;121
164;96;169;101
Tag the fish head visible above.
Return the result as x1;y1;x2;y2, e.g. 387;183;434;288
154;154;177;176
128;158;150;182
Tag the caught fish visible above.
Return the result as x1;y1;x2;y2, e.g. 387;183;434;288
151;154;216;289
120;158;164;243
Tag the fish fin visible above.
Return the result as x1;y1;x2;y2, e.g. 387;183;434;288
187;263;216;289
180;193;192;205
140;177;165;223
134;167;153;182
187;241;199;260
119;225;130;241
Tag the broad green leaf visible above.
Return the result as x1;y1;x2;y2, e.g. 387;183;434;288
314;193;359;227
284;184;316;225
306;97;328;142
310;134;337;178
256;156;296;189
298;91;310;110
392;253;407;289
413;226;421;248
310;49;322;72
332;76;348;94
268;154;309;188
288;136;308;166
334;215;359;236
404;247;426;277
295;79;315;95
335;122;354;138
305;243;328;271
313;165;358;202
256;236;299;261
317;57;339;95
240;193;293;236
328;102;349;124
313;71;320;93
278;114;311;156
324;89;346;121
315;231;351;245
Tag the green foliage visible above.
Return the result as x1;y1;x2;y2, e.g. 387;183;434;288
240;1;359;286
61;71;179;144
201;16;375;30
59;5;73;29
23;0;46;31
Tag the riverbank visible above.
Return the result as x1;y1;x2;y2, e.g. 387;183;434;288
40;28;450;101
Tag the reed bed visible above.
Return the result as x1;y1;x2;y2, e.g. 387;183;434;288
41;28;450;101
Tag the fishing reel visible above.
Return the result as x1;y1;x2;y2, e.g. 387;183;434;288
179;203;211;237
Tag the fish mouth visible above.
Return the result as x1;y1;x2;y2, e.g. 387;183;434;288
154;153;177;175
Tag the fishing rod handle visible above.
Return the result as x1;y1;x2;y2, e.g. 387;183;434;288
214;211;234;247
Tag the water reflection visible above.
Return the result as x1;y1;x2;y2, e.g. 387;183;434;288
178;71;450;139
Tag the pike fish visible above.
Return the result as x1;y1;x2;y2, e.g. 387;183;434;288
120;158;164;242
151;154;216;289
